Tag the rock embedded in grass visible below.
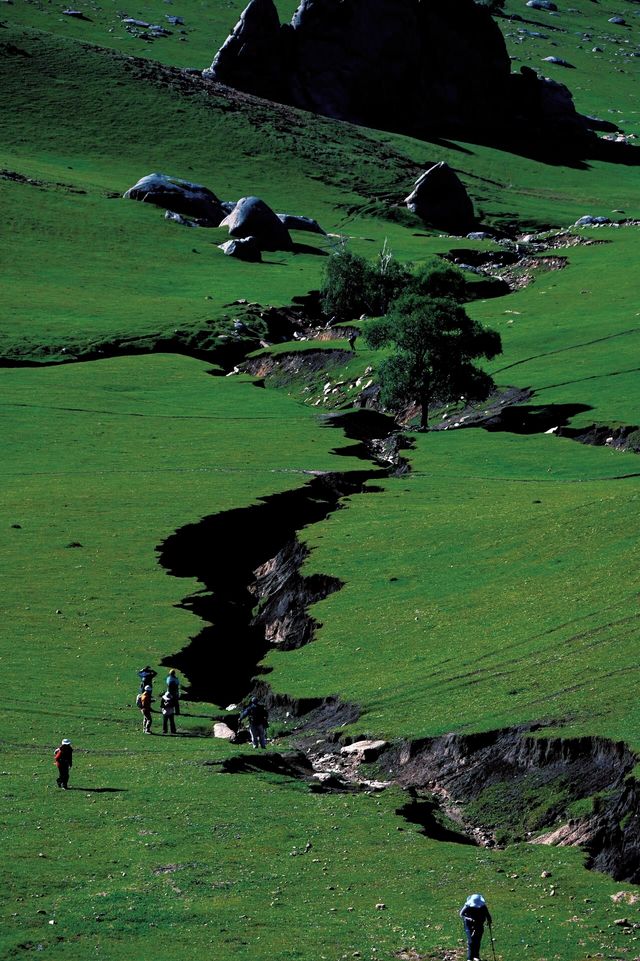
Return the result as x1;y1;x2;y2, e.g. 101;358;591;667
404;162;475;233
218;237;263;262
123;172;225;224
220;196;293;250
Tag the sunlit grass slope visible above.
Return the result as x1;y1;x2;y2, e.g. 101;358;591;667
269;429;640;746
1;358;637;961
3;0;640;361
0;354;365;721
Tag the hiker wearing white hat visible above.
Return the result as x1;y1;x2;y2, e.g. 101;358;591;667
54;738;73;789
460;893;492;961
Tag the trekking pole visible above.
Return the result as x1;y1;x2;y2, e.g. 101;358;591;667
488;923;497;961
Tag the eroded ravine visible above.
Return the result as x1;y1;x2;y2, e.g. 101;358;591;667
156;393;639;886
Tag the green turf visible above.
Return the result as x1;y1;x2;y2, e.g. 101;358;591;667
3;2;640;959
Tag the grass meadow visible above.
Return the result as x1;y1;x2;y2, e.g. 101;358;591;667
1;0;640;957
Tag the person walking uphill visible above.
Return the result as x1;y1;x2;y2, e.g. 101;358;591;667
460;894;492;961
240;696;268;749
54;738;73;789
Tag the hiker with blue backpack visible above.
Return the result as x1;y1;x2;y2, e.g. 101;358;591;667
460;893;493;961
240;696;269;749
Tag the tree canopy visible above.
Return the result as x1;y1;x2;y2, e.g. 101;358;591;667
364;292;502;429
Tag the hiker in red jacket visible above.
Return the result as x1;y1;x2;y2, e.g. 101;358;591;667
54;738;73;789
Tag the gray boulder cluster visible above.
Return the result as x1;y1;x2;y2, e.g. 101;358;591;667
123;173;325;259
203;0;595;149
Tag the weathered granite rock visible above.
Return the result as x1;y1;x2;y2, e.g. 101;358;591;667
526;0;557;10
218;236;263;261
205;0;593;150
203;0;285;99
405;162;475;233
165;210;198;227
340;739;388;762
277;212;326;234
213;722;236;739
221;196;293;249
124;173;225;224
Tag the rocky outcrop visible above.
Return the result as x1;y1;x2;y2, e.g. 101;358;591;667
404;162;475;233
220;196;293;250
123;172;225;223
205;0;594;149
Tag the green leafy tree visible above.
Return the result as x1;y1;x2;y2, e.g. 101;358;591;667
408;260;467;301
364;293;502;430
320;244;410;320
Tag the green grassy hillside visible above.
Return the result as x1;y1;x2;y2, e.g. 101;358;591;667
2;0;640;959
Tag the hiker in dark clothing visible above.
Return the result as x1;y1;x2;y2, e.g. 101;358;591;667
460;894;492;961
165;669;180;714
240;696;268;749
137;666;157;691
54;738;73;789
160;689;177;735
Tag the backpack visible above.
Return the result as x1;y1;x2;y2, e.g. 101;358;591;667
135;693;144;709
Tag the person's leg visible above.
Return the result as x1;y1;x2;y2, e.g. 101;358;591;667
169;714;176;734
465;923;473;961
258;724;267;749
60;765;69;789
144;712;152;733
248;724;259;748
163;714;168;734
470;928;482;960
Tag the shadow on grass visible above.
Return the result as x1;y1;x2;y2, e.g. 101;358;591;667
475;401;593;435
396;797;476;846
71;787;127;793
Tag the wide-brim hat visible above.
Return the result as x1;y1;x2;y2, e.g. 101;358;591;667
61;739;72;745
465;894;486;908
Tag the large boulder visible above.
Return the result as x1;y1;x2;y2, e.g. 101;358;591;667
123;173;225;224
220;196;293;250
404;162;475;233
202;0;284;100
205;0;594;150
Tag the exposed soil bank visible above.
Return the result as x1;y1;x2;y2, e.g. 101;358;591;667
157;409;391;705
380;727;639;883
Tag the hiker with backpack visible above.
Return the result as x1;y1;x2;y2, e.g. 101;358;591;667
239;696;269;749
165;668;180;714
137;685;154;733
460;893;493;961
160;688;178;735
54;738;73;789
137;665;157;691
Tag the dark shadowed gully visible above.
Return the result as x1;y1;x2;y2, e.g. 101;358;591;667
157;405;638;882
157;409;395;705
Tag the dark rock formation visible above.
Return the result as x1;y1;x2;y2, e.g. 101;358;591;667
218;236;263;261
220;195;293;250
404;162;475;233
277;212;326;234
202;0;285;100
123;173;225;224
204;0;594;150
